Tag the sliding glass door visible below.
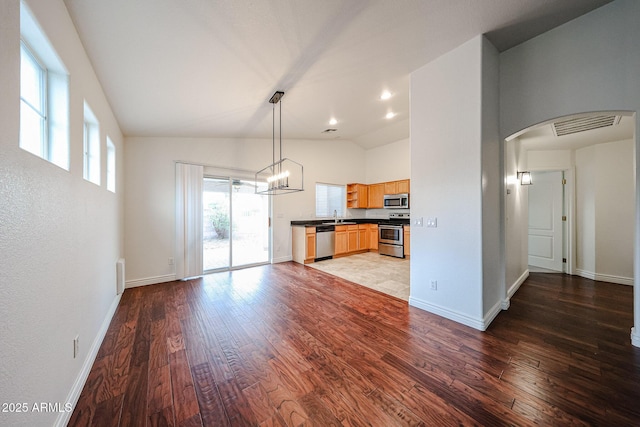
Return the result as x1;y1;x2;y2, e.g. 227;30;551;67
203;176;269;271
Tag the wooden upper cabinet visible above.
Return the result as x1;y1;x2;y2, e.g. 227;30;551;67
346;183;368;209
397;179;410;194
368;183;384;208
384;181;397;195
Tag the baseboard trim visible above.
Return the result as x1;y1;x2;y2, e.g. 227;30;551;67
483;299;503;330
272;255;293;264
126;274;176;288
409;296;486;331
631;327;640;348
55;293;122;427
508;269;530;299
575;269;634;286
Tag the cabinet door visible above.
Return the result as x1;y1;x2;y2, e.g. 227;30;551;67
369;224;378;250
397;179;410;194
368;183;385;208
305;233;316;260
335;230;348;255
347;226;358;252
403;226;410;256
358;226;368;250
384;181;397;195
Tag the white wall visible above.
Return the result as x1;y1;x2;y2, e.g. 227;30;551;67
528;150;573;171
500;0;640;345
364;138;410;183
410;35;500;330
124;136;366;285
575;139;635;282
576;145;597;274
0;1;124;425
504;138;530;295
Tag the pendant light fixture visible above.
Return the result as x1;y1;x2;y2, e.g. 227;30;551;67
255;91;304;195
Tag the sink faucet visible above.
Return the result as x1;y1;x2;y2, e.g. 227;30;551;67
333;210;337;224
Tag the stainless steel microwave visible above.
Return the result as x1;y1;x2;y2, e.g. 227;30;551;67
383;193;409;209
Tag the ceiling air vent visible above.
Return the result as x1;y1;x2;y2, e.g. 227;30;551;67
553;115;621;137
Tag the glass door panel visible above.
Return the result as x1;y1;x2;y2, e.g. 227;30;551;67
231;179;269;267
203;177;230;271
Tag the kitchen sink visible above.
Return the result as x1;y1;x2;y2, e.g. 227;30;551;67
321;222;357;225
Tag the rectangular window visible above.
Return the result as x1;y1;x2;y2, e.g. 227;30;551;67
83;102;100;185
20;1;69;170
315;183;346;218
106;137;116;193
19;42;47;157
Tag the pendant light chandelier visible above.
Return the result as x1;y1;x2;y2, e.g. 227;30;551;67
255;91;304;195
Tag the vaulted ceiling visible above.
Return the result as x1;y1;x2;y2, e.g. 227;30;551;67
64;0;613;149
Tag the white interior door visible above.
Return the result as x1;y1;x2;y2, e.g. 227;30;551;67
528;171;563;271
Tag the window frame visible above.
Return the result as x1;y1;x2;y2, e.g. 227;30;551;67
19;0;70;170
315;182;346;218
106;136;116;193
83;102;100;185
19;40;48;158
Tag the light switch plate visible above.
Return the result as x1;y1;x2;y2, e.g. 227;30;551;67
414;217;423;227
426;217;437;228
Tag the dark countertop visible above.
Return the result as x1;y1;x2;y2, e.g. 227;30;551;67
291;218;410;226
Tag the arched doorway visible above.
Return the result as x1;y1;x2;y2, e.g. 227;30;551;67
503;111;636;342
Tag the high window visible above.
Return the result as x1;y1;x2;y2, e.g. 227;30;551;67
83;102;100;185
106;136;116;193
19;1;69;169
315;183;346;218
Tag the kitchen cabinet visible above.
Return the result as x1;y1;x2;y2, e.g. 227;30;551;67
397;179;410;194
368;224;378;250
306;228;316;260
346;183;368;208
357;224;368;250
335;225;348;255
404;226;410;257
384;181;397;195
292;226;316;264
368;183;385;208
347;225;359;252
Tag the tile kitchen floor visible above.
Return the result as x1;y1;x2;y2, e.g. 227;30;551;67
307;251;410;301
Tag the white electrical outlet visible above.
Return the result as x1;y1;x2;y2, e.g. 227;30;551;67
73;335;79;358
414;217;423;227
426;217;438;228
430;280;438;290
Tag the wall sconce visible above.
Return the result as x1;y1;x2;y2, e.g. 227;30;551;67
518;171;533;185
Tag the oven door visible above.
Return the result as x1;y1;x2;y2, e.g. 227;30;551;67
379;225;403;245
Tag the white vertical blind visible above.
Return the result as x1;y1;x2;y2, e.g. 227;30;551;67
175;163;204;279
315;183;345;217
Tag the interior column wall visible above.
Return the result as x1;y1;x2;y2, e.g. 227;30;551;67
410;35;501;330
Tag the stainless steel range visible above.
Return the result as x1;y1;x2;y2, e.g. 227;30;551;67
378;213;409;258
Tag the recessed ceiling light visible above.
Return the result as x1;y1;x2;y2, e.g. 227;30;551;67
385;111;396;119
380;90;392;100
329;118;338;126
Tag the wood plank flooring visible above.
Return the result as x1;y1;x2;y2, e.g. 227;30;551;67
69;264;640;426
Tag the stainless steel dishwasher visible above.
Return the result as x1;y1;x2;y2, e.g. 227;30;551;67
315;225;335;261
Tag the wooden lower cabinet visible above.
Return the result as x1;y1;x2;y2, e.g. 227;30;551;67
306;230;316;260
292;226;316;264
404;226;410;256
335;226;348;255
357;224;368;250
369;224;378;250
347;225;359;252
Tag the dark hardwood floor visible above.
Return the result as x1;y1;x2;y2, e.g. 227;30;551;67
69;263;640;426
